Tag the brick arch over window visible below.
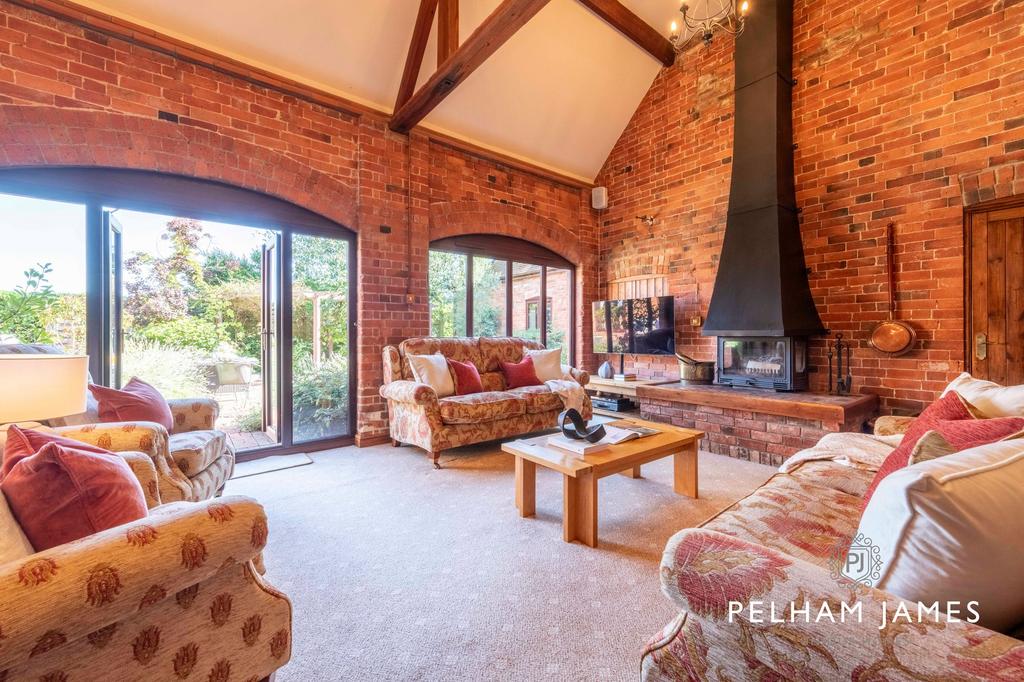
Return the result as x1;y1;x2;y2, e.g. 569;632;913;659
429;201;582;266
0;105;358;228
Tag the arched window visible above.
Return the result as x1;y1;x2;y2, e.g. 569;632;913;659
428;235;575;364
0;167;356;457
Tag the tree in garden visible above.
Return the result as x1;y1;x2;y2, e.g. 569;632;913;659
202;247;261;285
428;251;467;336
0;263;58;343
124;218;205;327
472;259;506;336
292;236;349;359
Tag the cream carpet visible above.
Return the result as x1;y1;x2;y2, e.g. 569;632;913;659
226;437;774;681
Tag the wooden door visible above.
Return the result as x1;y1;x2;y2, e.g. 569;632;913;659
968;202;1024;384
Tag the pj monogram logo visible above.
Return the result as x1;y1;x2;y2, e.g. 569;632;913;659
831;532;882;588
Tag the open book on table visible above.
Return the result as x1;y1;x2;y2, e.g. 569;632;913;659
600;422;660;444
544;421;660;455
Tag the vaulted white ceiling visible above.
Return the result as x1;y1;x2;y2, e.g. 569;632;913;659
74;1;692;181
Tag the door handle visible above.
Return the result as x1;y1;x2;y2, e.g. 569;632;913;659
975;333;988;361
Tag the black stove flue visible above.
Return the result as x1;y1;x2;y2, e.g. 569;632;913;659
701;0;825;342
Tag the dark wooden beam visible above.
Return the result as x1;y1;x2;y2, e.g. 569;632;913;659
437;0;459;64
395;0;439;110
390;0;551;134
575;0;676;67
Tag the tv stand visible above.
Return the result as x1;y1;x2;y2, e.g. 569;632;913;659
587;376;674;417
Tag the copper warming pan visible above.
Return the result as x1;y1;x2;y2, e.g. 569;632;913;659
869;222;915;356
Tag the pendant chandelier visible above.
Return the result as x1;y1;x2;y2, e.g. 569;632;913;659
669;0;750;52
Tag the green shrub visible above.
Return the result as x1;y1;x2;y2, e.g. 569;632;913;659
122;339;211;398
235;404;264;432
292;354;349;440
136;317;222;352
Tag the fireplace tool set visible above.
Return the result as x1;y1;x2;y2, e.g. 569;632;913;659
828;333;853;395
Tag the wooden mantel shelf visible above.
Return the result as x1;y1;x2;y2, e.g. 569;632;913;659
636;383;878;427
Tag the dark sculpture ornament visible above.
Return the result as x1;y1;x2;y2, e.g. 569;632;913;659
559;409;606;443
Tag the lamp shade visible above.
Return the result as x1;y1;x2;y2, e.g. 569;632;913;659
0;355;89;423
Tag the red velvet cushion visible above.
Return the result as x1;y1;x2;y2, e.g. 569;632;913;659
500;356;542;389
862;392;1024;508
89;377;173;430
2;425;112;479
447;358;484;395
0;426;147;551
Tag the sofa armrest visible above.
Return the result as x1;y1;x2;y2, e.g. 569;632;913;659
52;421;192;503
652;528;1024;680
53;421;168;459
379;380;439;407
119;451;162;508
0;496;269;672
383;345;404;384
562;364;590;387
167;397;220;434
874;414;915;437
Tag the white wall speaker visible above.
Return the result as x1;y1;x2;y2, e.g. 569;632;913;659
591;186;608;210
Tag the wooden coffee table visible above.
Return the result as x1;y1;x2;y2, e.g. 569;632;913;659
501;419;704;548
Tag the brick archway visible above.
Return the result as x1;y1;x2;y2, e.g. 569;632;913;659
0;105;358;228
429;200;582;265
959;161;1024;207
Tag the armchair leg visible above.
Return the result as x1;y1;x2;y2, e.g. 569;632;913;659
430;450;441;469
391;438;401;447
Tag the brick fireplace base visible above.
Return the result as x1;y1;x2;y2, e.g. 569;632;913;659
636;384;879;467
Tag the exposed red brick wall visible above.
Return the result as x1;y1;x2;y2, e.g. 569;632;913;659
0;1;599;442
595;0;1024;415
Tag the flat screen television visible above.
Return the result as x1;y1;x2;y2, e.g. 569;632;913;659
592;296;675;356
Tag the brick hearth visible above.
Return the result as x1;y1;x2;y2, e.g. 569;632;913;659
636;384;879;467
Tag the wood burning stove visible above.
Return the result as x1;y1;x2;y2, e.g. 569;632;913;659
717;336;808;391
700;0;824;393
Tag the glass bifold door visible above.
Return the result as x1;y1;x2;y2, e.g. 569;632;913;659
0;189;355;456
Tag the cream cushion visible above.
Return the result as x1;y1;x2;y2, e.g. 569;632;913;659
854;438;1024;631
525;348;563;382
0;490;34;564
942;372;1024;418
407;353;455;398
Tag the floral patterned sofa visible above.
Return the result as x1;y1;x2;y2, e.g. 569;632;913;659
641;417;1024;681
381;337;591;468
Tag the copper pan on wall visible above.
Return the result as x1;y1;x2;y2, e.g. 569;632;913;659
869;222;916;356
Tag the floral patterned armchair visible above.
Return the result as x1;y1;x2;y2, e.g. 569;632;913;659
0;446;291;681
52;397;235;503
0;343;234;502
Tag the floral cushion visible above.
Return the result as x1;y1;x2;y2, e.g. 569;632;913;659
168;430;228;477
505;385;563;413
438;392;526;425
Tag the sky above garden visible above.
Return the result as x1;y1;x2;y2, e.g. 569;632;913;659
0;192;271;294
